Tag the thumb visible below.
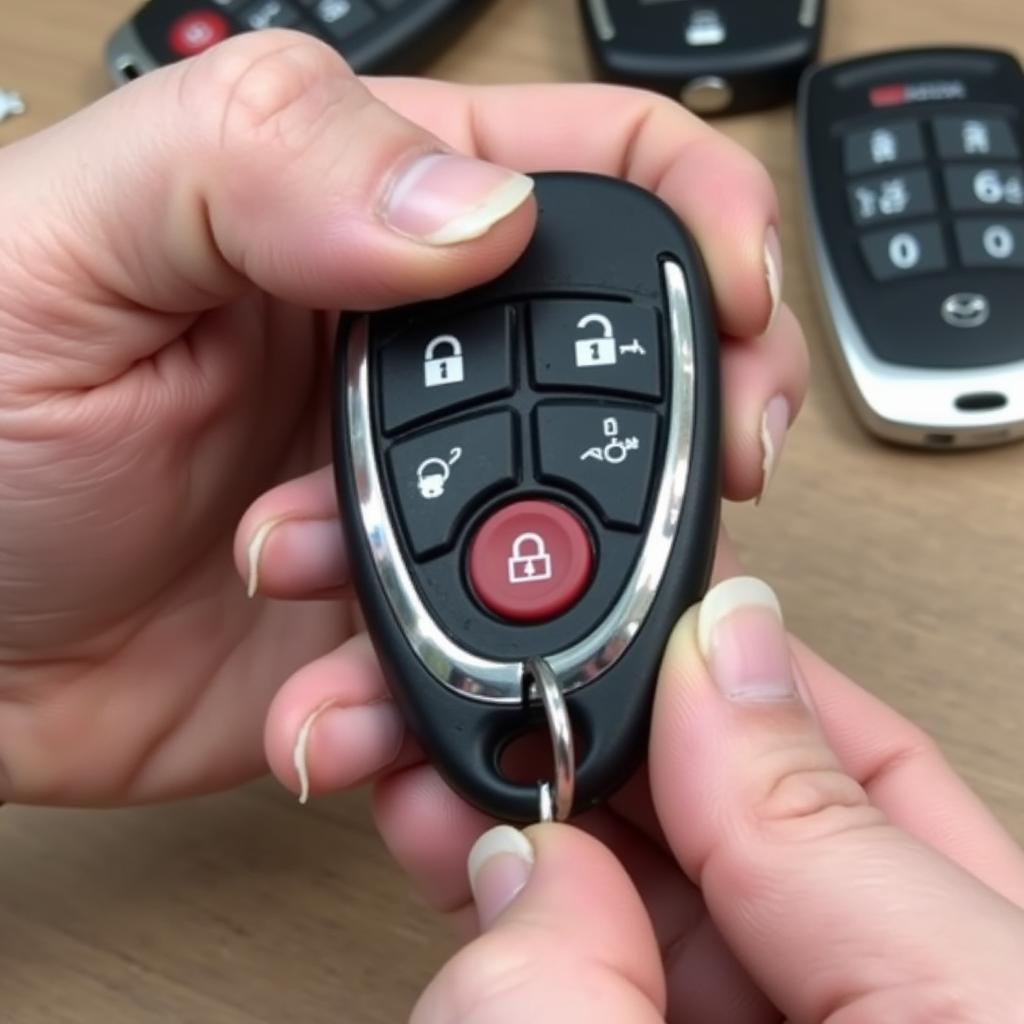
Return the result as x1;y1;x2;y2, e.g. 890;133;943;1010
651;577;1024;1021
413;824;665;1024
0;31;534;363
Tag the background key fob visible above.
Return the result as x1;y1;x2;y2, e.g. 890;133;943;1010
580;0;827;117
800;47;1024;447
333;172;720;823
105;0;487;85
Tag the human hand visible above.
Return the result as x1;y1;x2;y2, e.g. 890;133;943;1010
410;576;1024;1022
0;31;806;806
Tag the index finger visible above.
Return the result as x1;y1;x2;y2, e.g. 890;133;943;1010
366;78;780;341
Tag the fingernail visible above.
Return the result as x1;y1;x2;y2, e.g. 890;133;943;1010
756;394;790;505
292;701;404;804
697;577;796;703
468;825;535;930
246;517;346;598
382;153;534;246
764;225;783;330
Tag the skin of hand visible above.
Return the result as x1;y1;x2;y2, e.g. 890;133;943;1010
0;29;807;805
412;576;1024;1024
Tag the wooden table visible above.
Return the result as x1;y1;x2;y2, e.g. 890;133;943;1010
2;2;1022;1020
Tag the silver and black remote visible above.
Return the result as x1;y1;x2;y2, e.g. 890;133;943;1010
800;47;1024;448
332;173;721;822
105;0;486;85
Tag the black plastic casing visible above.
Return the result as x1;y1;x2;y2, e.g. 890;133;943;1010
334;174;720;823
579;0;826;116
118;0;487;78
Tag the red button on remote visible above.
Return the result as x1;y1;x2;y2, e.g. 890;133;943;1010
169;11;230;57
468;500;593;624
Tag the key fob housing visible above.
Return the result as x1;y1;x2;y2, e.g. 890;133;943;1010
334;173;720;822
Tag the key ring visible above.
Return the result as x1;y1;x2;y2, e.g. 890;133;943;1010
527;657;575;823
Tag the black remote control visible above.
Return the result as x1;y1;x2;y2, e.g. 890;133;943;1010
800;48;1024;448
333;173;720;822
579;0;826;117
105;0;486;86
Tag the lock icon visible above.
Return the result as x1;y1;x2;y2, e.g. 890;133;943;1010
423;335;465;388
574;313;617;368
507;532;553;585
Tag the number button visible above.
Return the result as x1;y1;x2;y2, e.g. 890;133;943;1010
530;301;661;400
378;306;514;434
298;0;376;39
847;170;936;226
933;117;1020;160
238;0;302;29
859;224;948;282
944;165;1024;212
954;218;1024;269
843;121;925;176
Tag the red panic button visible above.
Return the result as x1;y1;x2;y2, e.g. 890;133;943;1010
468;500;593;624
169;11;231;57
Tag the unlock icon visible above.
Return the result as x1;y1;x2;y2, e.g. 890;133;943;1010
507;532;553;584
574;313;618;368
423;335;465;388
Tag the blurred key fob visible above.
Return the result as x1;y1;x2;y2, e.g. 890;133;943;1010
580;0;827;116
105;0;487;85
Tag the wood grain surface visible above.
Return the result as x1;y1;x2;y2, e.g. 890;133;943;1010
1;1;1023;1021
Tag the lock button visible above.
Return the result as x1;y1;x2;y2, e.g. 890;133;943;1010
379;305;515;434
467;499;593;623
530;300;662;400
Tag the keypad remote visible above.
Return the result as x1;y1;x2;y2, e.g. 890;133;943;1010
105;0;485;85
333;173;721;821
800;48;1024;447
579;0;827;116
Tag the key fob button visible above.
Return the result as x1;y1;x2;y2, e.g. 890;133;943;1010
954;218;1024;268
933;116;1020;160
239;0;303;29
379;305;515;434
859;223;948;281
298;0;376;39
843;121;925;176
944;164;1024;212
387;411;518;559
847;169;937;225
535;402;659;529
168;10;231;55
530;301;661;400
467;500;594;624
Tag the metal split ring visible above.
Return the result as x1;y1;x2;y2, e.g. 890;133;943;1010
527;657;575;823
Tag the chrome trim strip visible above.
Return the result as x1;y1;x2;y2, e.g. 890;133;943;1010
104;23;159;87
345;258;696;704
797;77;1024;448
798;0;821;29
585;0;616;42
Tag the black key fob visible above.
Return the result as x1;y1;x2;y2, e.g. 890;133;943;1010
105;0;487;85
800;47;1024;447
580;0;826;116
333;172;720;822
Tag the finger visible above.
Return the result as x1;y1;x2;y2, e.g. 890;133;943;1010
650;576;1024;1021
1;33;535;384
720;304;808;502
368;79;782;341
413;824;665;1024
263;633;419;803
234;465;349;599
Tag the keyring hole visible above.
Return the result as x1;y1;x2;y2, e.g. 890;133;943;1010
497;725;587;786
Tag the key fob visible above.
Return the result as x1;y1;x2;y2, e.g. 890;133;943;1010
800;48;1024;448
332;173;720;823
105;0;486;85
580;0;826;117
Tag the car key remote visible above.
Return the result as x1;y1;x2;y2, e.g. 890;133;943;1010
579;0;826;116
105;0;486;86
800;47;1024;448
333;172;720;822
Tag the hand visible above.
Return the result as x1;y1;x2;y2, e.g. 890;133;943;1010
0;31;807;805
411;576;1024;1022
